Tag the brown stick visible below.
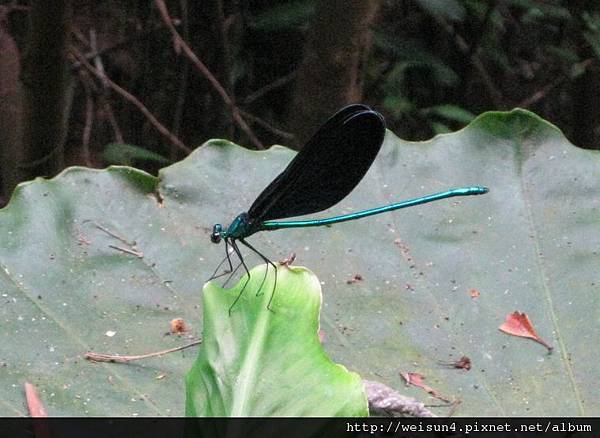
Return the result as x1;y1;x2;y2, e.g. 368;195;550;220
518;59;593;108
80;71;94;166
103;100;125;143
93;222;133;246
85;340;202;363
170;0;190;160
239;109;296;141
108;244;144;258
70;32;125;145
243;70;297;105
434;13;504;108
154;0;264;149
70;48;191;154
7;5;31;13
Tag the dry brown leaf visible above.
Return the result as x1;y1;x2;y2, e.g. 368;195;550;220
400;372;451;402
499;311;553;352
25;382;47;417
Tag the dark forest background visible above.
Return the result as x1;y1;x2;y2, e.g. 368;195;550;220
0;0;599;205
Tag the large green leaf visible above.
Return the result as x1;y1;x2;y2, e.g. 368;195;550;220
0;109;598;416
186;265;367;416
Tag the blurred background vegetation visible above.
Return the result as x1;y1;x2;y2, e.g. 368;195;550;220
0;0;598;205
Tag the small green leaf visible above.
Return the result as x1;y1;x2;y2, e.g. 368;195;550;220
429;121;452;134
415;0;466;22
250;1;314;32
382;95;415;119
583;12;600;59
103;143;171;166
186;265;368;417
375;36;459;87
423;104;476;125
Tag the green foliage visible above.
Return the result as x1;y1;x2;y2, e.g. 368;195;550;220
422;104;476;125
186;265;367;416
249;0;314;32
7;0;596;185
373;1;598;143
582;12;600;59
373;32;469;136
428;121;452;135
414;0;466;22
102;143;171;167
374;35;460;88
519;2;571;24
0;111;598;416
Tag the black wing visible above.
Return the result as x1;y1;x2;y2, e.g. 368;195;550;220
247;104;386;222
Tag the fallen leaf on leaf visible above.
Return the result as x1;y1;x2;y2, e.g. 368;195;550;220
25;382;52;438
400;372;451;402
499;311;553;352
25;382;47;417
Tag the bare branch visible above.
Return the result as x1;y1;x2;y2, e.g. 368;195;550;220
70;47;191;154
80;72;94;166
243;70;297;105
154;0;264;149
85;340;202;363
239;109;296;141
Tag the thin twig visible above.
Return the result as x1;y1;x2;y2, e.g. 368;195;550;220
243;70;297;105
239;109;296;140
108;244;144;258
70;47;191;153
80;71;94;166
93;222;133;245
154;0;264;149
72;28;125;143
433;13;504;108
171;0;190;160
85;340;202;363
90;222;144;256
447;399;461;417
103;101;125;143
467;1;499;60
16;147;62;169
70;22;171;70
5;5;30;13
518;59;593;108
214;0;235;140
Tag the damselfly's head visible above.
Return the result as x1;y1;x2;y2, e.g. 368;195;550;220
210;224;223;244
